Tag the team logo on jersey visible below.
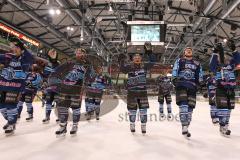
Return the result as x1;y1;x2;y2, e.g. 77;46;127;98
185;64;196;70
1;67;15;80
65;69;84;82
182;69;195;80
9;61;21;67
134;69;145;75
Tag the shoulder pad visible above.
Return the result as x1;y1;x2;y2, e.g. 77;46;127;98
179;58;185;63
5;52;14;57
193;60;200;66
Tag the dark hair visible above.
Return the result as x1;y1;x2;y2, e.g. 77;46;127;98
133;53;142;57
184;47;192;51
32;64;42;73
9;37;25;50
75;48;86;54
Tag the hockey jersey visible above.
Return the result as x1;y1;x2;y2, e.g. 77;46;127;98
24;72;43;93
210;51;240;89
0;51;33;92
53;60;96;95
206;76;216;96
231;51;240;67
43;61;60;93
86;74;107;94
157;76;173;95
172;58;203;90
120;54;156;91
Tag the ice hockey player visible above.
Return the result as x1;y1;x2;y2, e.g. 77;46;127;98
85;66;107;121
118;42;156;135
172;47;203;138
157;72;173;120
210;40;240;136
0;38;33;135
55;48;95;136
42;49;60;124
205;73;218;124
17;64;43;121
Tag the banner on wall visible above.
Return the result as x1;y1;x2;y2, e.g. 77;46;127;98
0;23;40;47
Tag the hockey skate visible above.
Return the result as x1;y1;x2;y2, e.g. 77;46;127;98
55;123;67;137
56;119;60;123
3;123;9;130
26;114;33;122
130;123;135;133
42;117;50;124
167;113;174;121
96;114;100;121
70;123;78;136
5;125;16;136
182;126;191;139
220;125;231;137
212;118;219;125
85;113;91;121
141;123;146;135
159;113;165;120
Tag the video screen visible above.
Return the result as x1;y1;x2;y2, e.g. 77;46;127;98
131;25;160;42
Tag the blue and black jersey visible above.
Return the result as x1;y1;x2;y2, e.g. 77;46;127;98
120;53;156;91
0;51;33;92
210;51;240;89
172;58;203;91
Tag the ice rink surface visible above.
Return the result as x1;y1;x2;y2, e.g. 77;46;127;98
0;97;240;160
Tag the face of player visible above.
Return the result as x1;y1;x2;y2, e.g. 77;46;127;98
48;50;57;59
10;42;22;57
133;54;142;64
75;48;86;60
97;67;103;74
184;48;193;59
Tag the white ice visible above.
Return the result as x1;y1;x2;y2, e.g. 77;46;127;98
0;97;240;160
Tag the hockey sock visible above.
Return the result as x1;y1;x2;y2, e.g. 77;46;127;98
129;110;137;123
179;102;189;126
226;109;231;126
72;108;81;123
26;103;33;115
139;109;148;124
58;106;69;123
45;103;52;118
167;103;172;114
6;105;18;125
95;106;100;116
17;101;24;116
217;109;229;126
188;107;193;126
85;98;95;113
210;105;218;119
159;103;164;114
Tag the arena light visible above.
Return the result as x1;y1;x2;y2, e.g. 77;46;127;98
223;38;228;43
80;28;84;41
80;36;84;41
67;26;74;31
55;9;61;15
49;8;55;15
109;4;113;12
49;8;61;16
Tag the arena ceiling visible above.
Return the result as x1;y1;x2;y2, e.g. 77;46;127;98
0;0;239;65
